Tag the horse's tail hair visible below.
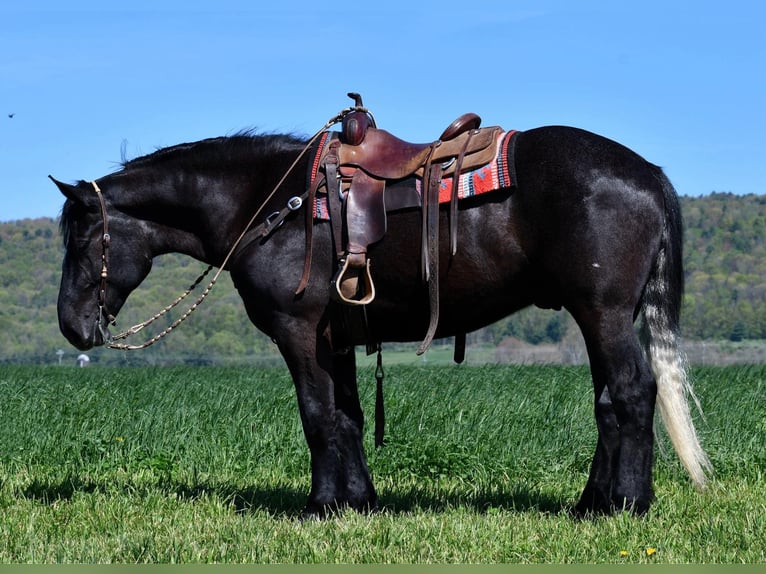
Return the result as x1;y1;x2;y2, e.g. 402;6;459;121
639;168;712;489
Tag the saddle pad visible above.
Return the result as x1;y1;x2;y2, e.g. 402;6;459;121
424;129;516;203
312;129;517;220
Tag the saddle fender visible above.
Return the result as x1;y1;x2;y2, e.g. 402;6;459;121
345;170;387;258
330;170;385;305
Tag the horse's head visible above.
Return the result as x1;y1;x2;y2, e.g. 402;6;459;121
53;177;154;350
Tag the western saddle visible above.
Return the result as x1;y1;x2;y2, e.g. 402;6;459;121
309;93;503;357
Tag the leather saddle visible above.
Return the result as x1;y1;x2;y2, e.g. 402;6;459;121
315;94;502;356
338;118;498;180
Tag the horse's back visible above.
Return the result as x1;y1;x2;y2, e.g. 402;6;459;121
513;125;668;211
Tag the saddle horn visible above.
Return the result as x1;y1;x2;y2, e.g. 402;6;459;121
347;92;364;107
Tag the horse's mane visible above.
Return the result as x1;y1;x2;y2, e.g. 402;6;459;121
59;131;309;246
120;130;309;171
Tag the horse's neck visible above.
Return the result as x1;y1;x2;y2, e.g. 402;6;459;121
113;171;246;265
114;142;304;265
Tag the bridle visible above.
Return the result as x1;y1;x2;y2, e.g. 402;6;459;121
90;181;117;343
87;97;370;350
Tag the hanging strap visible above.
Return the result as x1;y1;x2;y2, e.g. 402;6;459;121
449;130;473;256
416;158;443;355
374;344;385;448
325;138;344;259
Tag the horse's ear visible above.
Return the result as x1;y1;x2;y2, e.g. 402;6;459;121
49;176;92;205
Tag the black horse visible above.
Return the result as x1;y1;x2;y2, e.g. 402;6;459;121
53;109;710;517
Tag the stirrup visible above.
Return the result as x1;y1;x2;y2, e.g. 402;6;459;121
331;257;375;305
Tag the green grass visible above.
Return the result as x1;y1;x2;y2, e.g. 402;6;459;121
0;364;763;563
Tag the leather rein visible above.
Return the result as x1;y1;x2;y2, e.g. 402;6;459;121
90;103;367;350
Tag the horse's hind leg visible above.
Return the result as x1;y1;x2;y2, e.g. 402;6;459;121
275;317;377;518
573;308;657;515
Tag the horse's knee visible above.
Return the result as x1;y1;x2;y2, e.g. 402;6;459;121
594;386;619;439
608;364;657;433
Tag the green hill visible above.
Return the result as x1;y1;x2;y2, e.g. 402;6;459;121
1;192;764;365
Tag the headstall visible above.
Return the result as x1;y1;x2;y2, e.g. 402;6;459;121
90;181;117;342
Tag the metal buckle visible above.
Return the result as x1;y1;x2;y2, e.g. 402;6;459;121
287;196;303;211
264;211;283;231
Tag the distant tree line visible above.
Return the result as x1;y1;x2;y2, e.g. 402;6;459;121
1;192;764;364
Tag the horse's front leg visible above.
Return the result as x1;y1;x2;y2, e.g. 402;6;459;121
274;316;377;518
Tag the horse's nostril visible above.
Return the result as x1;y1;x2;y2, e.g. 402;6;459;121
57;306;97;351
61;325;94;351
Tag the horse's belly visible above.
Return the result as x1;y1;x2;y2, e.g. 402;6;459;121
364;257;534;343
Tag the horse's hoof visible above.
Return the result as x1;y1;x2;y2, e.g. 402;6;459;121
299;508;325;522
572;495;652;518
299;502;335;522
299;495;378;521
573;489;613;518
612;496;652;516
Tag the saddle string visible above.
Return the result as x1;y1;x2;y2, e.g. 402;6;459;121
103;102;371;350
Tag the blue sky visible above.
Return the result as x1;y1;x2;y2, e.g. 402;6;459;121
1;0;764;221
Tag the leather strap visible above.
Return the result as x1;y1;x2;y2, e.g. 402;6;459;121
325;138;344;259
454;332;466;364
91;181;117;327
420;145;436;281
426;163;442;285
449;131;473;256
374;345;385;447
295;173;324;294
416;158;443;355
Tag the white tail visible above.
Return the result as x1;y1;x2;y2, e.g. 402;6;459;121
641;248;712;488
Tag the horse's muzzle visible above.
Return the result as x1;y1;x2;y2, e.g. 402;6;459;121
58;310;111;351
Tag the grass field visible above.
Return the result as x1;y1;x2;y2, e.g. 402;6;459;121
0;363;763;563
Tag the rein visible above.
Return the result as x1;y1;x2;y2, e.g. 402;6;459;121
98;98;372;350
